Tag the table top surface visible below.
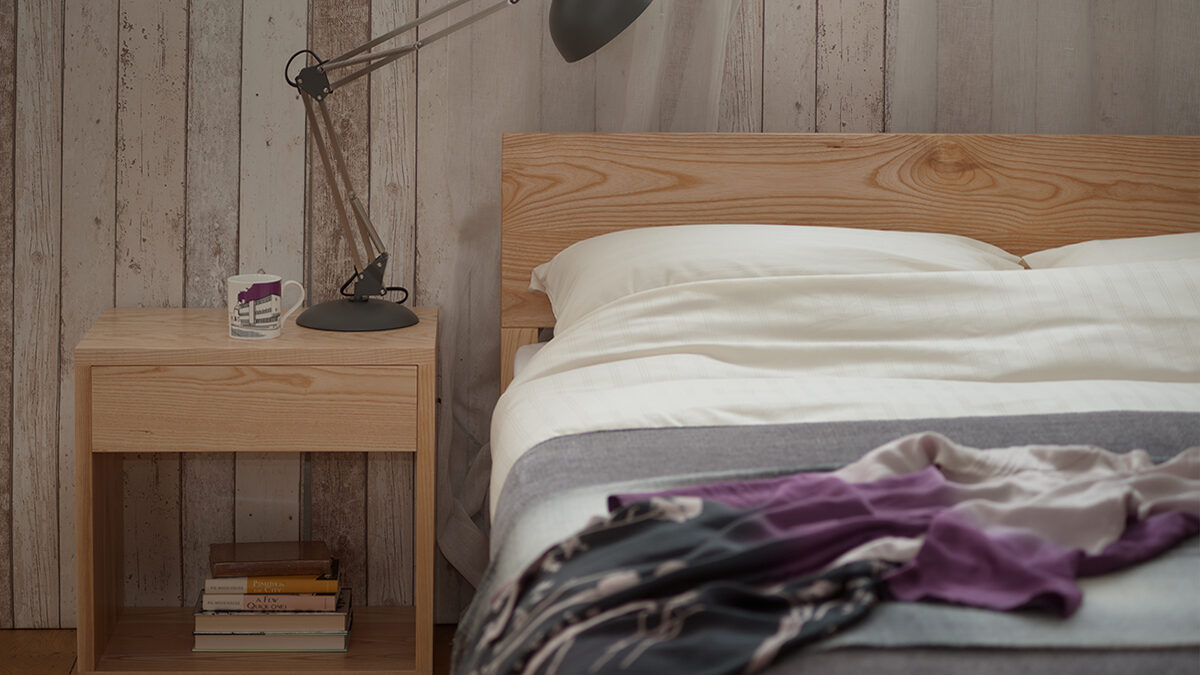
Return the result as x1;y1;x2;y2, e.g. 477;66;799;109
75;306;438;366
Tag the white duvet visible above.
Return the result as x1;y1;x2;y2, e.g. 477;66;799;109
491;261;1200;514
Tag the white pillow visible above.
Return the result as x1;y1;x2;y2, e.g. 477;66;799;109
530;224;1023;329
1023;232;1200;269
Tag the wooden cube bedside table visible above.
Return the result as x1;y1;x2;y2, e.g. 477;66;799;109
74;307;437;674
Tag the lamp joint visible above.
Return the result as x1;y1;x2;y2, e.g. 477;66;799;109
297;64;333;100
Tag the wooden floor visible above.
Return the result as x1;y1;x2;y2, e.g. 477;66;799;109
0;626;455;675
0;630;77;675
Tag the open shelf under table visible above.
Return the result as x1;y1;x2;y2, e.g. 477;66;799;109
92;605;418;674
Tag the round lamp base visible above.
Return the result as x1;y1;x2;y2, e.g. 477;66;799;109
296;298;419;332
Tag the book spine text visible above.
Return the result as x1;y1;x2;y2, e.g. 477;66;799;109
203;576;338;594
201;593;338;612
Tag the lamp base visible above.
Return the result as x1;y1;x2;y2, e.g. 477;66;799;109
296;298;419;332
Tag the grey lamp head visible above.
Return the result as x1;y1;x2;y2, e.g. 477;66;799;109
549;0;655;63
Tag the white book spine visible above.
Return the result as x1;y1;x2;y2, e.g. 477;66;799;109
200;593;338;612
204;578;247;594
201;594;246;611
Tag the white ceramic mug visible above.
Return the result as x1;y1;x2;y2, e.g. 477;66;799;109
227;274;305;339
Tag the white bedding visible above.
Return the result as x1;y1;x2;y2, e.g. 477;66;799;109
491;261;1200;514
512;342;546;380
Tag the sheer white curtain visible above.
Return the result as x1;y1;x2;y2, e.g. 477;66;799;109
432;0;741;618
596;1;740;131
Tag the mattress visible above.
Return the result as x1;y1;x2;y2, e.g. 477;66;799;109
465;260;1200;673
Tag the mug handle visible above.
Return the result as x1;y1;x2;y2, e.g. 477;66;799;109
281;280;306;323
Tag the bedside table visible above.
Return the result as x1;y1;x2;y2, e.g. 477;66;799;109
74;307;437;674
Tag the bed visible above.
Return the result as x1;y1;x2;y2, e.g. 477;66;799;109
455;133;1200;674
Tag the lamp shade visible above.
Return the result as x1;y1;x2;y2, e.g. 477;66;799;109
549;0;654;63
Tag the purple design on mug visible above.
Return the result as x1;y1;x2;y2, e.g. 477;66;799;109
238;281;281;304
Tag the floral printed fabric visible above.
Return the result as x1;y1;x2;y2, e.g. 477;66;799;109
459;497;893;675
613;433;1200;616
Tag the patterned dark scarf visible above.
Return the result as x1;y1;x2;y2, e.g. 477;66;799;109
458;497;892;675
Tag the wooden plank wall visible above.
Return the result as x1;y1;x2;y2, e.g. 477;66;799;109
116;0;188;610
0;0;12;633
0;0;1196;628
235;1;306;609
13;0;62;629
183;0;239;610
60;0;118;627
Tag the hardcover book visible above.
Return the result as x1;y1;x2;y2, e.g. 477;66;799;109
201;591;338;612
194;589;351;633
203;558;339;595
209;540;332;578
192;631;349;652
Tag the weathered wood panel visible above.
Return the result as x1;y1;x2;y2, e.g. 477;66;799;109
1154;0;1200;134
0;0;16;630
116;0;188;607
368;0;418;607
240;0;306;282
308;0;371;304
990;0;1037;132
370;0;417;297
1092;0;1155;133
884;0;936;132
816;0;886;132
1035;0;1093;133
234;453;299;543
60;0;119;629
936;0;991;132
184;447;235;597
182;0;241;602
187;0;241;307
764;0;816;132
888;0;1199;135
13;0;62;628
236;0;306;554
307;0;371;604
719;0;763;132
116;1;188;307
366;449;414;606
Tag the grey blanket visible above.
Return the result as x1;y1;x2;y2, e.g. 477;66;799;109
457;412;1200;674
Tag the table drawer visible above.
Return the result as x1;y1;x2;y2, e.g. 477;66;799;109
90;365;417;453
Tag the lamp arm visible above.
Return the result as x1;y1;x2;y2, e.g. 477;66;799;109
323;0;518;76
325;0;479;67
285;0;519;303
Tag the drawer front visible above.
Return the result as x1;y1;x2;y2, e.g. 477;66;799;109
91;365;417;453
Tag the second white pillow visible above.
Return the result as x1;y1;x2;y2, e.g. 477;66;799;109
1023;232;1200;269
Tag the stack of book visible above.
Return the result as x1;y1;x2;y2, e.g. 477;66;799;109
192;540;351;652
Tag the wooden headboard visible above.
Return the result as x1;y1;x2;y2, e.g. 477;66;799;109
500;132;1200;388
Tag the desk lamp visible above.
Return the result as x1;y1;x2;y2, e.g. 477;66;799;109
287;0;654;331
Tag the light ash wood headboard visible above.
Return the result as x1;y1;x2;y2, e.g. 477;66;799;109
500;132;1200;389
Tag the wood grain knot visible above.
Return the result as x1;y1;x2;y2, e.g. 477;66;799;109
927;142;977;177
